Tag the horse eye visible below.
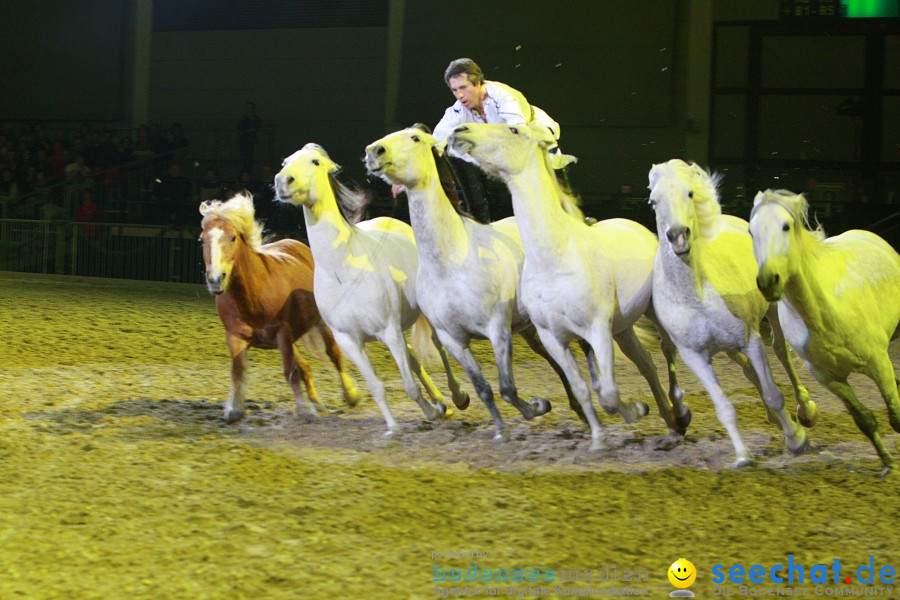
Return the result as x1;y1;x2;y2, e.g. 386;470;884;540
509;127;519;134
231;235;237;242
411;135;420;142
688;191;694;198
312;159;320;166
782;223;790;232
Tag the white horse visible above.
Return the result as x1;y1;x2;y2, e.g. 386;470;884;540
273;143;468;434
448;123;691;450
750;189;900;475
647;159;814;467
364;125;605;440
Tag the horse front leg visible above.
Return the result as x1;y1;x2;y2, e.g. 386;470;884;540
867;352;900;434
382;325;446;421
225;334;250;423
767;306;818;427
331;330;399;435
742;334;809;457
678;347;753;468
536;330;606;451
724;349;778;426
520;327;586;423
287;342;326;416
588;327;648;424
490;324;550;420
431;327;470;410
436;332;508;440
318;321;361;407
644;308;691;431
817;370;896;477
614;326;682;435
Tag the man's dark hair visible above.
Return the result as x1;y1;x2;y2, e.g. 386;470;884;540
444;58;484;87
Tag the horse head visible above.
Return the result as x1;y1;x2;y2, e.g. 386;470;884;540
199;193;260;294
749;189;816;301
447;122;559;180
364;124;442;189
274;143;340;207
648;159;722;258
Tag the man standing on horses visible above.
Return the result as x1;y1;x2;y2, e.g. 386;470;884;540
430;58;564;223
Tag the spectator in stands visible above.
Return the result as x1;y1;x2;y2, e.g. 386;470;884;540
0;167;20;218
238;101;262;174
75;188;100;235
153;162;193;224
197;167;226;203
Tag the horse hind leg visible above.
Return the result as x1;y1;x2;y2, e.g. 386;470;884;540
768;306;818;427
614;326;685;435
491;326;551;421
288;345;325;416
319;322;361;407
742;334;809;457
225;335;249;423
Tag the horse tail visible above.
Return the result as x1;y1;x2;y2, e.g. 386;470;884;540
410;313;443;367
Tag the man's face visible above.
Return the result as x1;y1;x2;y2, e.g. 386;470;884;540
448;75;484;111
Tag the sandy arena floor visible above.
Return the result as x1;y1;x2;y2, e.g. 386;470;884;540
1;271;898;598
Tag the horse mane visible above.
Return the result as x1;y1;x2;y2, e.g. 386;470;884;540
651;159;724;239
751;189;826;242
539;147;585;223
200;192;295;261
327;172;370;225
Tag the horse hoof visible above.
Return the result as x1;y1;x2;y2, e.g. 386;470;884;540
224;408;245;423
787;428;810;456
343;389;361;408
452;391;470;411
530;398;552;417
877;466;894;479
797;400;819;428
384;428;400;438
620;401;649;424
732;457;756;469
589;438;607;452
493;429;511;442
674;404;692;432
429;402;449;421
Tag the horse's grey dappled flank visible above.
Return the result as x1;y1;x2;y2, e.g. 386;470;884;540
274;144;468;435
647;160;813;468
448;123;691;451
365;125;607;440
199;192;360;422
751;189;900;476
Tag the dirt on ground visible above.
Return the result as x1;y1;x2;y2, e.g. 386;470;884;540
1;272;898;599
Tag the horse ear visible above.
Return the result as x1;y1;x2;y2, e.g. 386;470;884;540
199;200;211;215
549;151;577;170
527;123;557;148
752;191;766;208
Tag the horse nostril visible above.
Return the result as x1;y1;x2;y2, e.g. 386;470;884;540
684;227;691;238
454;125;468;133
773;274;780;284
665;229;676;242
286;176;294;185
376;146;385;156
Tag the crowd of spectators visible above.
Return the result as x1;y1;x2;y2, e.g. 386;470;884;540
0;119;300;231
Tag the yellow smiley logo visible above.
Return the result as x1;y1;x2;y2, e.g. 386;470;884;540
668;558;696;588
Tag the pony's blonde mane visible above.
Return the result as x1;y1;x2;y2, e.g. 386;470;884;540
751;189;826;242
200;192;293;260
651;160;724;239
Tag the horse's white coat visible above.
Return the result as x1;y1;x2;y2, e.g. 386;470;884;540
364;127;584;438
274;144;467;433
647;160;811;467
751;189;900;473
449;123;690;449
